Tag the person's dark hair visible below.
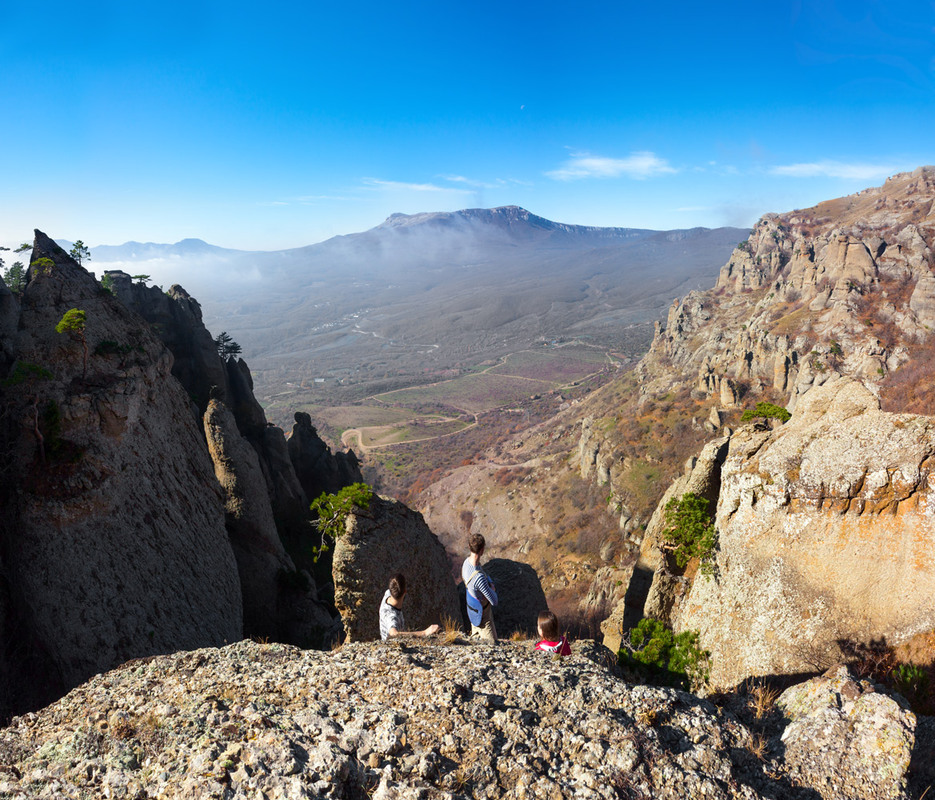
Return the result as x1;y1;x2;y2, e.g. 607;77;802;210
469;533;486;555
537;610;559;641
389;573;406;600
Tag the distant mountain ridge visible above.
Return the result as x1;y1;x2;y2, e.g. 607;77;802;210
83;206;740;275
374;205;655;243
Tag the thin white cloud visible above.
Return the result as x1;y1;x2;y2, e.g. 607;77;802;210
363;178;470;193
440;174;499;189
769;160;903;180
547;150;677;181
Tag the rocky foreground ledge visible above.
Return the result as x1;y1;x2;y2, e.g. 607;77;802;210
0;640;928;800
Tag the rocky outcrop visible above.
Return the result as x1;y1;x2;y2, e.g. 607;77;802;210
600;437;729;652
0;639;924;800
675;378;935;686
104;271;318;543
332;496;459;641
778;665;915;800
203;399;295;637
483;557;549;636
203;398;338;644
289;411;362;502
0;232;243;704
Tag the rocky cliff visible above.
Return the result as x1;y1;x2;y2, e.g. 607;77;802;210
0;234;363;719
594;168;935;686
0;233;243;716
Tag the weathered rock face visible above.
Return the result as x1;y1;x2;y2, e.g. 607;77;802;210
332;495;460;641
203;398;294;637
483;557;549;636
641;168;935;412
105;270;319;543
778;665;915;800
203;398;338;644
0;639;924;800
289;411;362;503
104;271;230;415
675;378;935;686
0;232;243;703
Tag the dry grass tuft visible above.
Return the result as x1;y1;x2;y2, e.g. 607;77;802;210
636;707;658;727
509;630;528;642
747;681;781;720
441;616;463;644
749;733;768;761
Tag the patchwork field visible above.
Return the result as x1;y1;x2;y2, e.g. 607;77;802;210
277;345;621;451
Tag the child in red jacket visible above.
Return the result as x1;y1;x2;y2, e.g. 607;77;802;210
534;610;571;655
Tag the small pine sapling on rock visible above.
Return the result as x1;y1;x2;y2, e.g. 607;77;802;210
214;331;243;360
56;308;89;379
309;482;373;560
660;492;717;577
740;401;791;425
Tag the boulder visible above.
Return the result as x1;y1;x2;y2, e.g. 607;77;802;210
676;378;935;686
778;665;915;800
332;495;459;641
483;557;548;637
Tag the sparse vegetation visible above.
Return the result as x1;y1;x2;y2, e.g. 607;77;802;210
213;331;242;360
69;240;90;266
55;308;89;378
619;618;711;691
739;401;791;424
309;482;373;559
32;257;54;277
2;261;26;292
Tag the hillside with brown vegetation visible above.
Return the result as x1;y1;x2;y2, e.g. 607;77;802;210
417;167;935;632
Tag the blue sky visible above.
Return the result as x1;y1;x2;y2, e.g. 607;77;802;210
1;0;934;251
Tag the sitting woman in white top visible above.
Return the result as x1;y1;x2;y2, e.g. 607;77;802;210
462;533;498;643
379;573;440;640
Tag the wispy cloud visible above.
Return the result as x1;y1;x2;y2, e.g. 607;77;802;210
547;150;677;181
769;160;903;180
363;178;471;193
440;174;498;189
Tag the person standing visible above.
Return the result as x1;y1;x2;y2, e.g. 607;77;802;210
462;533;498;643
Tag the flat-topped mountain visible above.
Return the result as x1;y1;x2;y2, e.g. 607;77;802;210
373;205;655;242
